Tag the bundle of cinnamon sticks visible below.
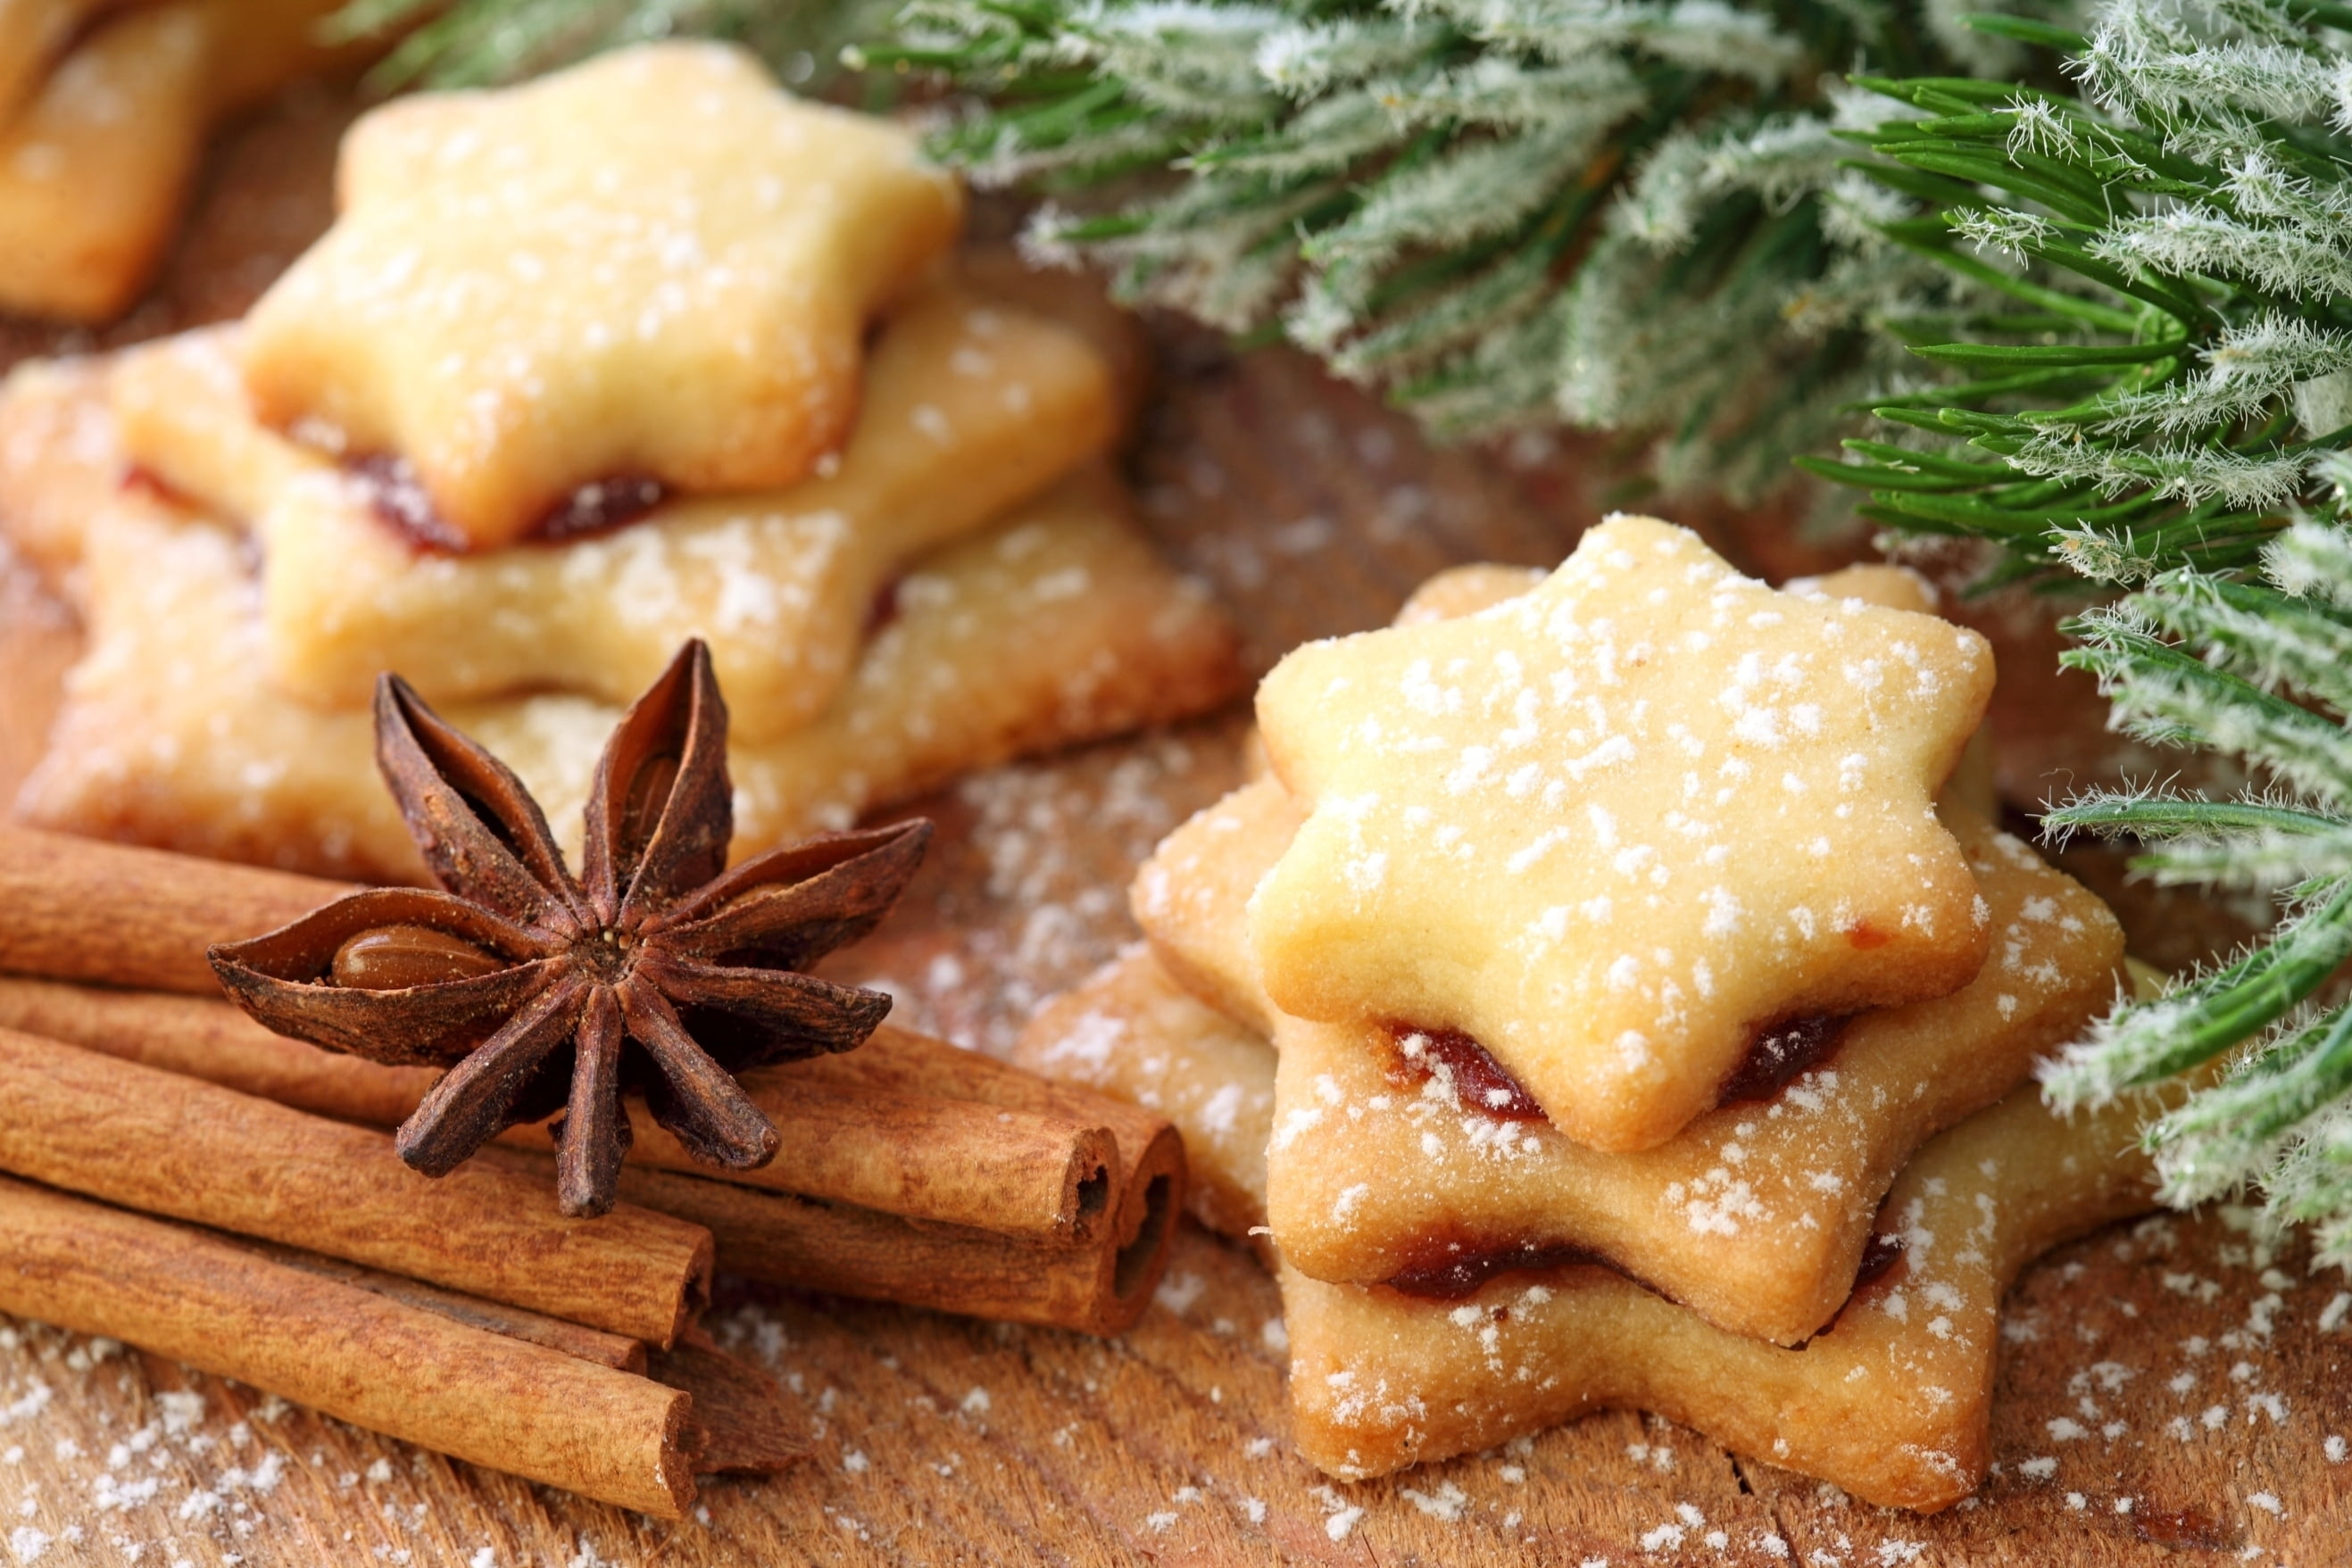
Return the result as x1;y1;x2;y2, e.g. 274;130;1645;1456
0;824;1186;1508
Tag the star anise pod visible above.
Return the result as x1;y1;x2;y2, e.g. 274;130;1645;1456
209;640;930;1217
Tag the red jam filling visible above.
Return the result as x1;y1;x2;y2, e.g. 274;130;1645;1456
1384;1023;1545;1122
1384;1228;1908;1328
1385;1239;1613;1300
349;453;669;552
1717;1012;1849;1105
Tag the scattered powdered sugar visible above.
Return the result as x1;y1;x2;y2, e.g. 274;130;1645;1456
1400;1481;1468;1521
830;729;1243;1055
1154;1272;1209;1316
3;1193;2320;1561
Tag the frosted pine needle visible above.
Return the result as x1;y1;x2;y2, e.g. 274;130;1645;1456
864;0;2013;495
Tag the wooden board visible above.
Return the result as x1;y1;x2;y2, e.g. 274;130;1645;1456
0;86;2347;1568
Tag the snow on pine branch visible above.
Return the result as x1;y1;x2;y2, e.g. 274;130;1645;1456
884;0;1999;492
2039;514;2352;1262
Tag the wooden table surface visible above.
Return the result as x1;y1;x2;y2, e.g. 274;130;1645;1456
0;84;2347;1568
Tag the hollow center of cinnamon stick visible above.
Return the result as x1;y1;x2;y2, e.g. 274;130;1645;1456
1111;1174;1175;1300
1076;1166;1110;1221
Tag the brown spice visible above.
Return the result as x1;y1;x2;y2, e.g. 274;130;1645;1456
0;975;1186;1333
208;639;929;1216
0;1174;700;1517
0;1024;711;1344
0;822;339;994
0;976;1136;1249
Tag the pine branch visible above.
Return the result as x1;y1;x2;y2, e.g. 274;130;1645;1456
864;0;2050;495
2026;525;2352;1255
1783;3;2352;1263
1803;9;2352;1264
1807;1;2352;580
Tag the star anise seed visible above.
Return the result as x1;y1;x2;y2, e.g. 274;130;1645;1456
208;639;931;1217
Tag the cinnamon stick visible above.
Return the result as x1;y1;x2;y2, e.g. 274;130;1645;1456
0;976;1185;1332
245;1246;807;1474
0;1025;711;1346
226;1236;649;1373
527;1154;1177;1337
626;1079;1121;1246
0;831;1144;1246
0;1174;699;1517
0;975;1171;1253
0;824;337;991
617;1040;1187;1333
645;1327;810;1475
800;1025;1188;1266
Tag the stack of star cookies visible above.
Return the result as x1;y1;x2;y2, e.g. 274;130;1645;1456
0;0;370;322
0;42;1242;880
1021;518;2160;1510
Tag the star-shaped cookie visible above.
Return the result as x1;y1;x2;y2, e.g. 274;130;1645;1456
1251;516;1996;1151
1019;900;2171;1506
112;280;1118;740
237;42;965;550
1019;888;2157;1506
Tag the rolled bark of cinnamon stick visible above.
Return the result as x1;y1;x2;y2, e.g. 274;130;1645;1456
0;825;339;992
0;1174;698;1517
228;1235;649;1373
646;1327;809;1475
503;1154;1178;1337
0;976;1185;1333
624;1082;1121;1247
0;1025;711;1346
799;1025;1187;1267
495;1033;1188;1334
0;832;1141;1247
224;1240;804;1475
0;977;436;1124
